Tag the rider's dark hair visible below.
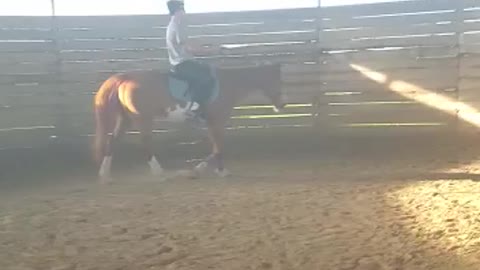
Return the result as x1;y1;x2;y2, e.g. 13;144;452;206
167;0;185;16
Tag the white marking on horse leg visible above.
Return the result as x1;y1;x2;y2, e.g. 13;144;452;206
166;104;189;123
273;94;286;113
194;161;209;174
189;102;199;110
215;168;231;178
148;156;164;176
99;156;113;183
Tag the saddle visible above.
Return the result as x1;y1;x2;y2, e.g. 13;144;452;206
167;69;219;105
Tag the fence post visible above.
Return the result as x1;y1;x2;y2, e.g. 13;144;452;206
454;0;466;166
49;0;70;141
455;0;465;110
312;0;323;128
317;0;322;45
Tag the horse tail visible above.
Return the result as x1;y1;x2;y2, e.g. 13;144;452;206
92;76;120;164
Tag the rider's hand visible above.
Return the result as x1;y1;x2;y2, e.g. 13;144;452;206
200;44;227;55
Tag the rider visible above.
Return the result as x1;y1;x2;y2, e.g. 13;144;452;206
166;0;216;123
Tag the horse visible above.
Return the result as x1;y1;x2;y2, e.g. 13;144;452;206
93;63;286;183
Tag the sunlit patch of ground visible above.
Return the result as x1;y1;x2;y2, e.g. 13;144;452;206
1;161;479;270
443;157;480;175
385;179;480;270
1;126;480;270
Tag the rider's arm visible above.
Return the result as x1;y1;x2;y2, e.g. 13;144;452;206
176;19;189;46
175;19;197;54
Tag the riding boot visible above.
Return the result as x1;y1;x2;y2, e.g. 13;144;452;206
193;103;206;120
192;78;214;121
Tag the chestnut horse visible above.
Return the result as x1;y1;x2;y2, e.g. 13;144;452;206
93;63;285;183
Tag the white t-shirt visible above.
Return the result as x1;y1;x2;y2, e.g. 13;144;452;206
166;16;193;66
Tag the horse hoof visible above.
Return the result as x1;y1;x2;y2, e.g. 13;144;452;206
189;170;201;179
99;175;113;185
174;169;197;179
215;169;231;178
195;161;209;173
149;157;165;177
151;167;165;177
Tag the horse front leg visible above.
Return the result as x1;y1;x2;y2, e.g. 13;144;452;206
195;116;230;178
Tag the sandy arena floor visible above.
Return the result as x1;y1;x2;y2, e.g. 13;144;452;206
1;129;479;270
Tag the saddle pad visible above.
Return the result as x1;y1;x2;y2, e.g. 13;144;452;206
168;72;219;105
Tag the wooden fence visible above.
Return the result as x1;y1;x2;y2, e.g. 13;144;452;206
1;0;480;149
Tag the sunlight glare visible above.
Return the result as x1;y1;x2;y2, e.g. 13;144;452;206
350;64;480;128
349;64;388;84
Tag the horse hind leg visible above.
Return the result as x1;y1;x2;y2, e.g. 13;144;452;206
134;115;164;178
98;114;129;183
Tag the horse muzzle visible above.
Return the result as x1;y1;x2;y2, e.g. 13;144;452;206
273;102;286;113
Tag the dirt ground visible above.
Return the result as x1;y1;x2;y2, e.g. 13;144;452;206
1;128;480;270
